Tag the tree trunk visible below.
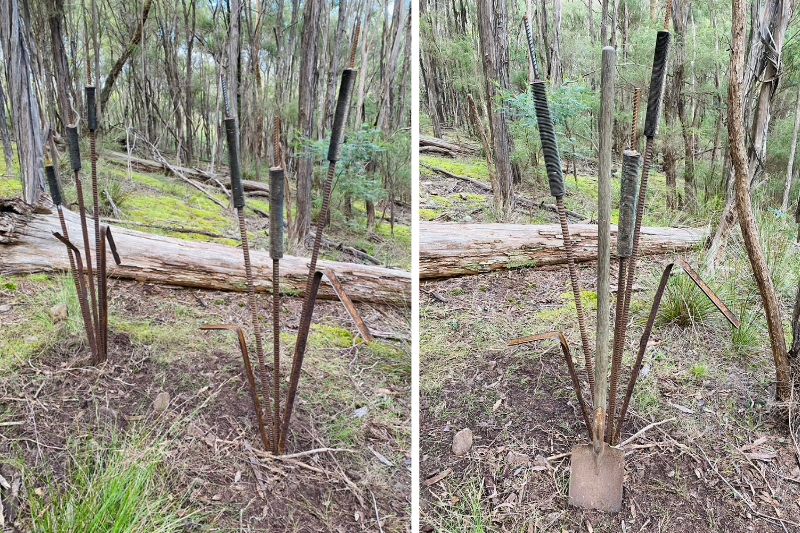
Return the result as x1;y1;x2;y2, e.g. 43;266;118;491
419;222;709;279
292;0;323;244
0;77;13;178
729;0;791;401
0;200;409;305
706;0;792;272
47;0;76;127
781;84;800;212
0;0;45;204
99;0;153;112
475;0;515;218
183;0;196;164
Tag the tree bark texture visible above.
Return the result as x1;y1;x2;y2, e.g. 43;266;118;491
0;0;45;204
0;200;409;305
475;0;516;218
419;222;709;279
728;0;791;401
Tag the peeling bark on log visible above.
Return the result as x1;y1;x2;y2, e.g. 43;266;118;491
419;135;479;157
0;200;409;305
420;222;709;279
104;151;271;195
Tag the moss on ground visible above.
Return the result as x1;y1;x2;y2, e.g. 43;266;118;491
421;156;490;182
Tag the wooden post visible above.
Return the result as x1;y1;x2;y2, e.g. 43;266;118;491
594;46;615;441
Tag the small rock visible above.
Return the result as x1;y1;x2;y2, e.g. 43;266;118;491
0;304;11;313
152;391;170;412
452;428;473;456
353;406;369;419
49;303;68;322
506;451;531;467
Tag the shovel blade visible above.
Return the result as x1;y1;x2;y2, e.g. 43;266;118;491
568;444;624;512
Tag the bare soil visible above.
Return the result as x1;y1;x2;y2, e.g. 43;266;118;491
1;279;410;532
420;263;800;532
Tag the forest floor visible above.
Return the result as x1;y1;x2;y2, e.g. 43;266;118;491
419;152;800;532
0;149;411;532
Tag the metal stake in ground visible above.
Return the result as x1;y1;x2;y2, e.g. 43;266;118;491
66;125;101;365
523;16;594;395
269;164;285;448
280;23;360;454
224;116;274;452
46;164;98;361
607;150;640;443
613;21;672;412
568;46;624;513
85;85;105;360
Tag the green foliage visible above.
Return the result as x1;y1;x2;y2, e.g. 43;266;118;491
29;435;197;532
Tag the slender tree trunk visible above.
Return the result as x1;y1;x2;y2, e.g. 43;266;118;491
781;85;800;212
706;0;792;273
0;77;13;178
183;0;195;164
729;0;791;401
475;0;515;218
292;0;322;243
0;0;45;204
99;0;153;112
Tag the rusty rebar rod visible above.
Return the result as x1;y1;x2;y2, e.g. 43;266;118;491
225;116;274;452
523;16;595;396
280;23;360;453
47;165;98;361
66;125;102;365
201;325;271;451
86;85;104;360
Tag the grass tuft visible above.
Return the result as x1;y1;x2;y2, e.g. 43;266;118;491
657;275;716;327
29;435;198;532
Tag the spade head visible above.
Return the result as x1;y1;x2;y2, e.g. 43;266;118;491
568;443;624;512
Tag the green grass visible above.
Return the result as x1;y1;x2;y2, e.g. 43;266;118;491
0;274;84;374
657;275;716;327
428;478;489;532
29;435;198;532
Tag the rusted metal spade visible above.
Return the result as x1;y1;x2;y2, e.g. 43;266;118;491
568;46;624;513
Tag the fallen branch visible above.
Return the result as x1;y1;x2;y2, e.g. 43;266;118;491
422;163;587;222
105;150;271;195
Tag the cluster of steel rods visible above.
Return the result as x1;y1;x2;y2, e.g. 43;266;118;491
514;9;743;511
203;24;360;455
517;5;740;443
46;84;121;365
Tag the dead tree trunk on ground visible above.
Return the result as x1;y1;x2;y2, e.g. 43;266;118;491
419;222;709;278
0;200;409;305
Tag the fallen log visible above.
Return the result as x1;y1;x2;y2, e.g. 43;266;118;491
419;135;479;157
420;222;709;279
105;151;271;195
0;200;409;305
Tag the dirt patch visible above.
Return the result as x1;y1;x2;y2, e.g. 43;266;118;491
1;279;410;532
420;260;800;532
